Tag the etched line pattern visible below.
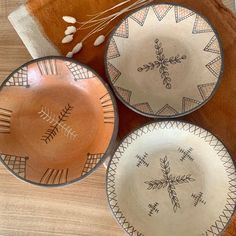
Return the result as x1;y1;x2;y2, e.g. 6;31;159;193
192;192;206;207
0;108;13;134
65;62;94;80
137;39;187;89
145;156;195;213
38;104;78;144
1;154;29;178
178;147;194;162
37;59;58;75
82;153;104;176
40;168;69;185
148;202;159;217
136;153;149;167
100;93;115;124
5;66;29;88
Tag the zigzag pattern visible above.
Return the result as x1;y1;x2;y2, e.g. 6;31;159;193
107;121;236;236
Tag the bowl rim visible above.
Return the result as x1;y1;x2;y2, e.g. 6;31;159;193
0;55;119;188
104;2;225;119
105;119;236;236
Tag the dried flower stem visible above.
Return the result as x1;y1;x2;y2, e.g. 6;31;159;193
86;0;131;17
80;0;151;43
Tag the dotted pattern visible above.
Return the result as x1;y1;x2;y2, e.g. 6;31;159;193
206;56;222;78
115;87;132;103
130;7;149;26
156;104;178;116
107;62;121;84
152;5;173;21
114;19;129;38
133;103;154;114
182;97;201;112
174;6;195;23
107;38;121;60
198;83;216;100
204;36;220;54
193;15;213;34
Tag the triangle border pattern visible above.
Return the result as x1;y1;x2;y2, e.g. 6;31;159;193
130;7;150;26
174;6;195;23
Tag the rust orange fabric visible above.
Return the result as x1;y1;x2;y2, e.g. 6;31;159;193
26;0;236;234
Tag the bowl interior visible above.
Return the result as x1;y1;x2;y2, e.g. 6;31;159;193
107;121;236;236
0;57;117;186
105;4;223;118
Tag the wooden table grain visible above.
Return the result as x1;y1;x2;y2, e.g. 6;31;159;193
0;1;235;236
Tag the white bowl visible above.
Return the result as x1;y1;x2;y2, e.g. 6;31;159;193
106;121;236;236
105;3;224;118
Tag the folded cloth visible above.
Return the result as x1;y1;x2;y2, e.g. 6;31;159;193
8;1;236;234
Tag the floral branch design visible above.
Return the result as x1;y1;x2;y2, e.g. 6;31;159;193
38;104;78;144
144;156;195;213
138;39;187;89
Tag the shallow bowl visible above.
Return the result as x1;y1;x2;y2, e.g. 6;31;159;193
105;3;224;118
0;56;118;187
106;121;236;236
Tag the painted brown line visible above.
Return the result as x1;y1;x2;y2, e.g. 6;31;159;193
37;62;44;76
45;169;54;184
101;103;113;108
101;98;112;105
58;169;64;184
100;93;109;101
0;119;11;123
103;110;114;113
0;109;12;133
44;61;49;75
65;168;69;183
52;169;60;184
40;168;69;184
0;108;13;113
0;123;10;128
50;59;58;75
40;168;50;183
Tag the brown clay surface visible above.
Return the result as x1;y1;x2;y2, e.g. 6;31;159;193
26;0;236;233
26;0;236;161
0;57;117;186
0;0;235;235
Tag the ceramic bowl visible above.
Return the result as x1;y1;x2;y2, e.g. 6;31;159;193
106;121;236;236
0;56;118;187
105;3;224;118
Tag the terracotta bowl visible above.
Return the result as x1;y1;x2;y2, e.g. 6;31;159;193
106;121;236;236
0;56;118;187
105;3;224;118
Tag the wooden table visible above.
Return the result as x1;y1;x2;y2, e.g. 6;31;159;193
0;1;235;236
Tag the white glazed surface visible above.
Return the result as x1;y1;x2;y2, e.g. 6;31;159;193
105;4;223;117
107;121;236;236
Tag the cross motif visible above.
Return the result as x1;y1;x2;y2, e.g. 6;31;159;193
144;156;195;213
148;202;159;217
136;153;149;167
178;147;194;162
137;39;187;89
192;192;206;207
